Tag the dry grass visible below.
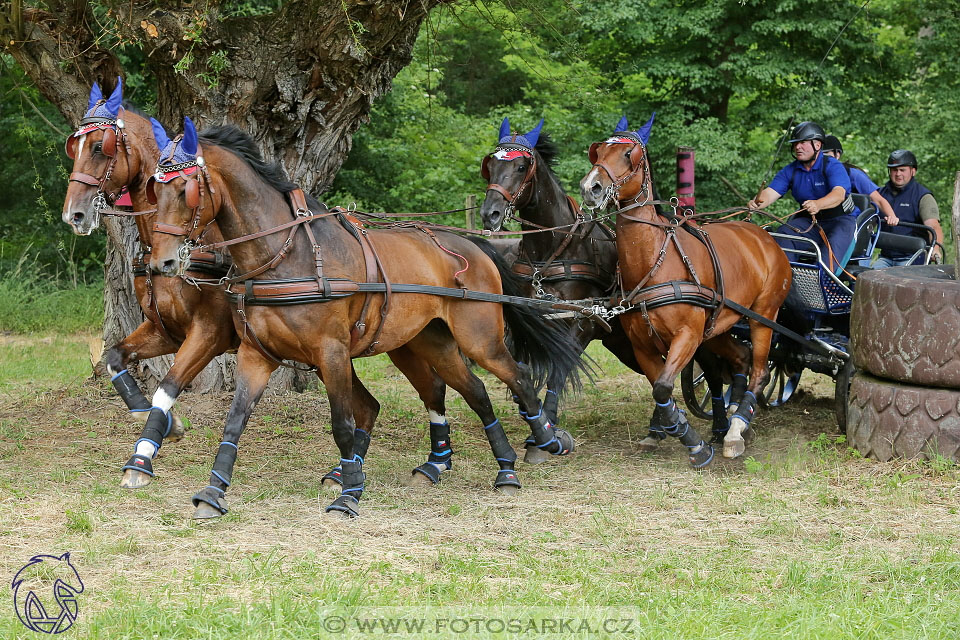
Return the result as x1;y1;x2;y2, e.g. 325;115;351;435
1;340;959;638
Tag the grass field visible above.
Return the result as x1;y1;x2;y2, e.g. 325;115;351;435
1;335;958;639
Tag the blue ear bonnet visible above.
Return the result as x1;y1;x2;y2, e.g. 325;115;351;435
496;117;544;150
610;112;656;145
151;116;201;169
83;77;123;122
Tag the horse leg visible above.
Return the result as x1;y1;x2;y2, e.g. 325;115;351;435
120;325;233;489
319;366;377;490
692;347;731;444
648;329;714;469
703;334;751;417
724;321;774;459
105;320;180;425
312;340;367;518
404;328;523;494
192;342;277;519
385;345;452;487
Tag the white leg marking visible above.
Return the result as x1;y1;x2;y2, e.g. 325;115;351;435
106;363;118;376
152;388;177;413
428;410;446;424
135;440;158;458
727;416;746;441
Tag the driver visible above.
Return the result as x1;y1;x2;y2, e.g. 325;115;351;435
748;121;859;273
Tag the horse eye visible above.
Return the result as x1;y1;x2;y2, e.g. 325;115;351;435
516;164;526;172
93;142;103;154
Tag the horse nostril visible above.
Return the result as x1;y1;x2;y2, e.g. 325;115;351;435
161;259;177;274
72;212;84;224
590;182;602;197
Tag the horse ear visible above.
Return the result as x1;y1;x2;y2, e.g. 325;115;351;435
636;112;655;145
589;142;600;165
481;155;492;181
150;118;171;151
185;178;200;209
65;135;78;160
525;118;544;148
615;115;629;132
181;116;198;157
102;127;117;157
88;82;103;111
145;177;158;205
105;76;123;116
498;117;510;141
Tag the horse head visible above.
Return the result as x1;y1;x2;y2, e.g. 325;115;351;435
580;113;655;210
146;116;222;276
479;116;544;232
62;77;157;235
12;552;85;633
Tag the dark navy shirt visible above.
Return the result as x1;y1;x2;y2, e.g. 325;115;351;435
769;152;854;216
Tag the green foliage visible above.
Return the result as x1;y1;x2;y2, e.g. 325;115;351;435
327;0;957;256
0;251;102;333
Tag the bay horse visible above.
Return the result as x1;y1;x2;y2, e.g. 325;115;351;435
480;117;733;451
145;118;583;517
61;80;389;495
61;79;237;488
579;115;792;464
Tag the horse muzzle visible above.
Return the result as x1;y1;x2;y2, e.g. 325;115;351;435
150;254;182;276
62;207;99;236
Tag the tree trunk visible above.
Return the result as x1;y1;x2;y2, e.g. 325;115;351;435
5;0;445;392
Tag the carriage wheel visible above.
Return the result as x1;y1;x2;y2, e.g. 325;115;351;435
759;361;802;408
680;361;730;420
834;358;855;434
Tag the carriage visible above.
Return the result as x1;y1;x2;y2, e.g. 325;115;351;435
679;192;940;431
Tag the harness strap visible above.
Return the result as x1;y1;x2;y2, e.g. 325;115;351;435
235;294;315;371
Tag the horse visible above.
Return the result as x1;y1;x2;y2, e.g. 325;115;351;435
61;80;394;495
144;117;585;517
480;116;733;451
579;115;792;464
61;78;238;489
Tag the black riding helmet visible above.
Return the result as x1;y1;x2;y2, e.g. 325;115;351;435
887;149;918;169
788;121;826;143
822;135;843;155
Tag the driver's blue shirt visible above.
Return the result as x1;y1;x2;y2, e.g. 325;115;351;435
848;166;879;196
769;152;854;214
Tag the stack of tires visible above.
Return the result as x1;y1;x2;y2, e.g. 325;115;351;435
847;265;960;462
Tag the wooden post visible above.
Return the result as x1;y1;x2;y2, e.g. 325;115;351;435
465;194;477;230
951;171;960;274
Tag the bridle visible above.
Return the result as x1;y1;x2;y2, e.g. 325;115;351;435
481;143;538;231
587;133;650;211
145;147;221;273
65;106;132;225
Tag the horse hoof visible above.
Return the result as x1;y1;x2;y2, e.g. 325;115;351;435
406;471;436;487
496;484;520;496
119;469;152;489
325;495;360;518
320;478;342;491
637;436;661;453
723;437;746;458
524;445;552;465
164;415;185;443
689;443;715;469
193;501;225;520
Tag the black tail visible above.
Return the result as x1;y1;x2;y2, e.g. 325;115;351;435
466;236;593;397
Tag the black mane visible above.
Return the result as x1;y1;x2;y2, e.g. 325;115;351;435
534;132;558;167
199;124;324;210
120;100;150;120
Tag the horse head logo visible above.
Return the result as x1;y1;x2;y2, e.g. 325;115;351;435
11;553;84;634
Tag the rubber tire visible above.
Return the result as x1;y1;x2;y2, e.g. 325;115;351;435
846;370;960;462
835;358;854;434
851;265;960;388
680;360;714;420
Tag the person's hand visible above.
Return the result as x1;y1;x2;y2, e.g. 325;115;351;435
801;199;821;215
884;212;899;225
747;198;763;209
932;246;943;264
